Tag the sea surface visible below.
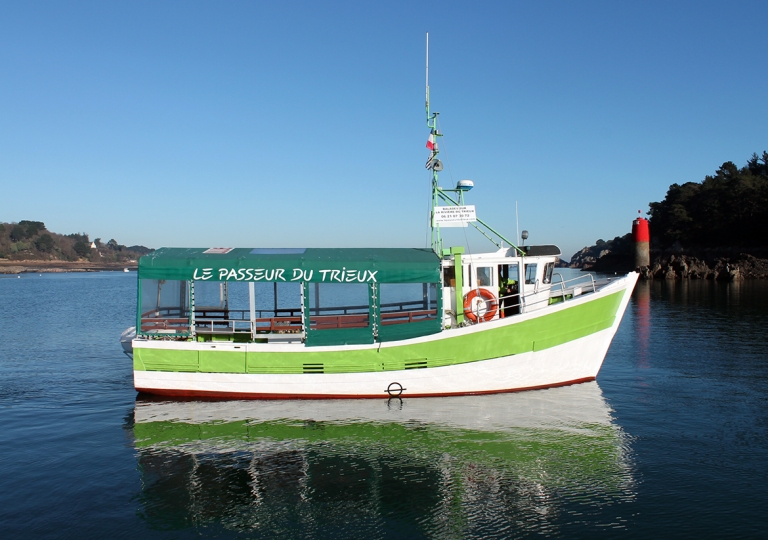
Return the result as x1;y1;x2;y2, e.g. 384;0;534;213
1;271;767;539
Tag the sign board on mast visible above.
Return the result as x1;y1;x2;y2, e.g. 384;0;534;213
433;205;477;228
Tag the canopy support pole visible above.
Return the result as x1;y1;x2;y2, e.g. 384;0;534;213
249;281;256;338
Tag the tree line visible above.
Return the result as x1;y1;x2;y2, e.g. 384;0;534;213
0;220;152;262
568;151;768;270
648;152;768;248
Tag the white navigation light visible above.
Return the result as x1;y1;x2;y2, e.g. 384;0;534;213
456;179;474;191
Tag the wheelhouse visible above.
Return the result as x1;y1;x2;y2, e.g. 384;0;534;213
436;244;597;327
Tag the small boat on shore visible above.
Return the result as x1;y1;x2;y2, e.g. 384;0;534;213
122;39;637;400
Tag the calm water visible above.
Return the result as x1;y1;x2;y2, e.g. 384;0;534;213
1;272;767;538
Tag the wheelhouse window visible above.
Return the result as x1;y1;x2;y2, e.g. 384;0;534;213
525;264;538;285
139;279;190;335
379;283;438;326
476;266;493;287
543;262;555;284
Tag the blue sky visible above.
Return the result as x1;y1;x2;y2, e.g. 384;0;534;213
1;1;766;260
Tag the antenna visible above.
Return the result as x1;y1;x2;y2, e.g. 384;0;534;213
425;32;442;252
425;32;430;120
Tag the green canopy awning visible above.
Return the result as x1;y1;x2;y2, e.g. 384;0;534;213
138;248;441;284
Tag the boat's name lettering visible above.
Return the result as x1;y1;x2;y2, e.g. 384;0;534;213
192;268;214;280
292;269;313;281
194;268;377;283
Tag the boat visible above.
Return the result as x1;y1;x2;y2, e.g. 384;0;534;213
122;38;638;399
129;383;635;531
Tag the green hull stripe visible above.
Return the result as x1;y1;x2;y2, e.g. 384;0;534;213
135;290;624;374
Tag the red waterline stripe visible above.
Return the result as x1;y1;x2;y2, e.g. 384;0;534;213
135;377;595;400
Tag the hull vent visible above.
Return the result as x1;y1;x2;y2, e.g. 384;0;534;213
404;360;428;370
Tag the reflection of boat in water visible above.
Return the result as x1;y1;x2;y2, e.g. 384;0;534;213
130;382;635;534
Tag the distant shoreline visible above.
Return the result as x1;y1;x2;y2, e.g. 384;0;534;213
0;260;137;274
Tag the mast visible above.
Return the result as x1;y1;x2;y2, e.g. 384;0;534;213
425;34;524;256
426;33;443;253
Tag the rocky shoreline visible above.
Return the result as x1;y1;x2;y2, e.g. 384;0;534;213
568;244;768;280
0;260;137;274
636;253;768;280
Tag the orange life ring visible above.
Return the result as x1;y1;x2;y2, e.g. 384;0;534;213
463;288;498;323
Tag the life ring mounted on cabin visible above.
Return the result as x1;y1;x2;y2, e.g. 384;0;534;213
463;289;498;323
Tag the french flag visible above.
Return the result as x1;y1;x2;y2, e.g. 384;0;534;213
426;132;435;150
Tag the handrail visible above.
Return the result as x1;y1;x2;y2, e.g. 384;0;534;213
497;293;521;309
553;272;567;302
495;272;603;317
550;272;597;293
145;300;433;323
189;299;438;339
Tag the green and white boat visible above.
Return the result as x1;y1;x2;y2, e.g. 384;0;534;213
123;41;637;399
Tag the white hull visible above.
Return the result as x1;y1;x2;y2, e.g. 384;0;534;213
133;274;637;399
135;327;613;398
134;273;635;398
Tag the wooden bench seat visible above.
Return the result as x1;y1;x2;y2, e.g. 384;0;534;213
310;314;369;330
380;309;437;325
140;317;190;333
254;317;303;333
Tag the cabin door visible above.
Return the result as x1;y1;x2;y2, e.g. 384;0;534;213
498;263;520;317
521;262;550;312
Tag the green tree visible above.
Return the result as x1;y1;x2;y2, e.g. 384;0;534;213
9;225;26;242
35;233;55;252
19;220;45;237
67;232;89;243
11;242;30;253
747;151;768;178
73;241;91;257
